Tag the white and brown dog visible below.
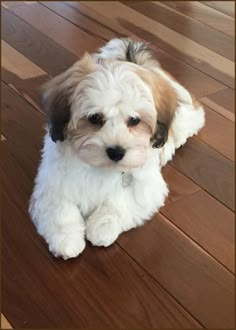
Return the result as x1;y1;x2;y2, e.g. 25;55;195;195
29;38;205;259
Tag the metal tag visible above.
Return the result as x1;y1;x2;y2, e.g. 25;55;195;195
121;172;133;188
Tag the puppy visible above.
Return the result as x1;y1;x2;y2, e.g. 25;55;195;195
29;38;205;259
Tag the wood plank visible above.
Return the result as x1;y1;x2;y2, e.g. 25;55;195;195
161;1;234;38
161;190;235;272
200;97;235;122
67;1;133;38
82;1;234;87
1;83;202;328
1;40;46;80
127;1;234;60
198;105;235;161
2;7;76;77
118;213;235;328
2;4;226;99
162;164;201;204
2;8;226;103
201;88;235;114
40;1;119;41
1;40;49;112
42;1;230;98
1;315;12;329
171;137;235;211
1;82;45;166
150;47;226;98
3;1;102;57
201;1;235;18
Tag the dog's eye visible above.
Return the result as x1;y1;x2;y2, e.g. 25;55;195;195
88;113;104;126
127;117;140;127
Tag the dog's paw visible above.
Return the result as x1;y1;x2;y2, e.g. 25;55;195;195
49;229;86;260
86;215;120;247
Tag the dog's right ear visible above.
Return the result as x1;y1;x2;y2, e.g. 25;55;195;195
41;53;95;142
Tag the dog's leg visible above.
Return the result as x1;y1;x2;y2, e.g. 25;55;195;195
29;195;86;259
85;201;122;247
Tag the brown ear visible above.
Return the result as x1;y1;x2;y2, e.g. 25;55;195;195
41;53;95;142
136;68;177;148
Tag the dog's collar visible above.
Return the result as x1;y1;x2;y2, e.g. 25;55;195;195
121;172;133;188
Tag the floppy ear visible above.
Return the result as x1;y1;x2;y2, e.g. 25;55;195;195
41;53;95;142
136;68;178;148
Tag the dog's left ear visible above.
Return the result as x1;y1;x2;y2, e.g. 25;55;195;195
41;53;95;142
137;68;177;148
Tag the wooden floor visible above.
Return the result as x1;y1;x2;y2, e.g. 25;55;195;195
1;1;235;328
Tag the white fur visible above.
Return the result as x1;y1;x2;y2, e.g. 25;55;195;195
29;39;205;259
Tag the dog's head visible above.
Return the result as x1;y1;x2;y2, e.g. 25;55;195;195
42;52;177;170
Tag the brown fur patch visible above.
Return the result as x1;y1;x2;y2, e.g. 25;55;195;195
41;53;96;142
135;67;178;147
136;67;178;128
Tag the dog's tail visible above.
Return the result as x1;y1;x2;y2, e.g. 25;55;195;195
96;38;160;69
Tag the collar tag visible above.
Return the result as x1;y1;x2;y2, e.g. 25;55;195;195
121;172;133;188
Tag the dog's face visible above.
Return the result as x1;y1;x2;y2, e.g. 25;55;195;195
42;54;177;170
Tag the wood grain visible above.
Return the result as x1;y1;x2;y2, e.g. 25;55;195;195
3;1;102;56
151;47;226;98
118;213;235;328
200;97;235;122
2;7;76;76
127;1;234;60
162;1;235;37
171;137;234;210
1;40;49;112
201;1;235;17
1;315;12;329
201;88;235;114
40;1;119;41
82;1;234;87
198;105;235;160
161;190;235;272
162;164;201;204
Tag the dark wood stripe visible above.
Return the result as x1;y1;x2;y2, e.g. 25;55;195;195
161;190;235;272
4;2;102;56
198;105;234;161
40;1;119;41
82;2;234;88
202;88;235;114
171;137;235;211
118;212;235;328
2;7;76;76
162;164;201;204
201;1;235;17
160;1;235;37
125;1;234;60
118;18;234;88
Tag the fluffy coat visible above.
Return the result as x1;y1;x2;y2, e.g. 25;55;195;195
29;39;205;259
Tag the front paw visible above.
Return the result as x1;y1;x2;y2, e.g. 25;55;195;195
49;228;86;260
86;215;120;247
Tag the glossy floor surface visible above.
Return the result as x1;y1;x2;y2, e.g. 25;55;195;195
1;1;235;328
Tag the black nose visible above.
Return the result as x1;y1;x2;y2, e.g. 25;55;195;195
106;146;126;162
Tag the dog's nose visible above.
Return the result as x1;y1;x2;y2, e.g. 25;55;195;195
106;146;126;162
